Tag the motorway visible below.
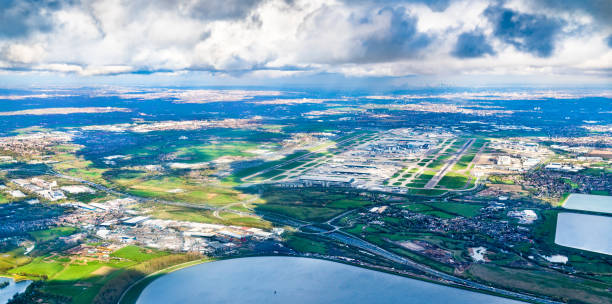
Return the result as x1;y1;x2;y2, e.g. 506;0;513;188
3;166;559;303
263;210;561;304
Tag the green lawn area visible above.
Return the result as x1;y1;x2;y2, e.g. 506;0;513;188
150;205;271;229
468;264;612;303
423;210;455;219
430;202;482;218
256;204;342;222
408;189;447;196
8;257;64;278
0;248;31;272
453;153;476;170
286;234;329;255
117;176;249;207
488;175;515;184
437;172;469;189
590;190;609;195
255;188;374;222
406;170;436;188
232;150;310;180
29;227;77;243
402;203;433;212
176;143;257;163
403;202;479;218
325;198;374;209
110;245;168;262
533;210;558;249
52;262;108;281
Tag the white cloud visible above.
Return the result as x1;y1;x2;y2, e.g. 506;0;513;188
0;0;609;81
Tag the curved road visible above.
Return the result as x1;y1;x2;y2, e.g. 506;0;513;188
265;210;560;304
5;168;559;303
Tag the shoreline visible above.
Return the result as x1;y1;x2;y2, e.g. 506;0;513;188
118;254;535;304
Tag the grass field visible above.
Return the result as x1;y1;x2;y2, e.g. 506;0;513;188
437;172;469;189
29;227;77;243
2;245;180;304
111;246;168;262
150;204;271;229
114;175;251;208
255;188;376;222
0;248;31;272
403;202;481;218
8;257;64;278
256;204;342;222
52;153;109;185
430;202;482;218
286;234;329;255
175;143;258;163
468;264;612;303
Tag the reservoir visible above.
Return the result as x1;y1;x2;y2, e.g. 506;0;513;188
0;277;31;304
555;212;612;255
562;193;612;214
137;256;521;304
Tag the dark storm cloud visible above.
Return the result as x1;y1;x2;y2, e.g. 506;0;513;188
452;31;495;58
357;7;431;62
0;0;69;38
484;5;562;57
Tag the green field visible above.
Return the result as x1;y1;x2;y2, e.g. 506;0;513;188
256;204;342;222
437;172;469;189
286;234;329;255
29;227;77;243
2;245;189;304
175;143;258;163
403;202;481;218
8;257;64;278
150;205;271;229
468;264;612;303
430;202;482;218
113;175;251;207
110;246;169;262
255;188;376;222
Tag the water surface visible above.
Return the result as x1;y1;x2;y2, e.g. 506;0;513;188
555;212;612;255
0;277;31;304
137;256;521;304
563;194;612;214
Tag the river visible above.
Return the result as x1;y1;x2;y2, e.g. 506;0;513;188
0;277;31;304
136;256;522;304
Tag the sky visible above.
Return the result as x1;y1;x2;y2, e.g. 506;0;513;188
0;0;610;88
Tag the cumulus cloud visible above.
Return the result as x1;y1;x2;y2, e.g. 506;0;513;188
530;0;612;27
484;5;562;57
0;0;68;38
359;7;431;62
0;0;609;81
452;31;494;58
296;5;430;64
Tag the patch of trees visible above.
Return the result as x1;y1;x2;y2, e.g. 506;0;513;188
7;281;70;304
93;252;201;304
